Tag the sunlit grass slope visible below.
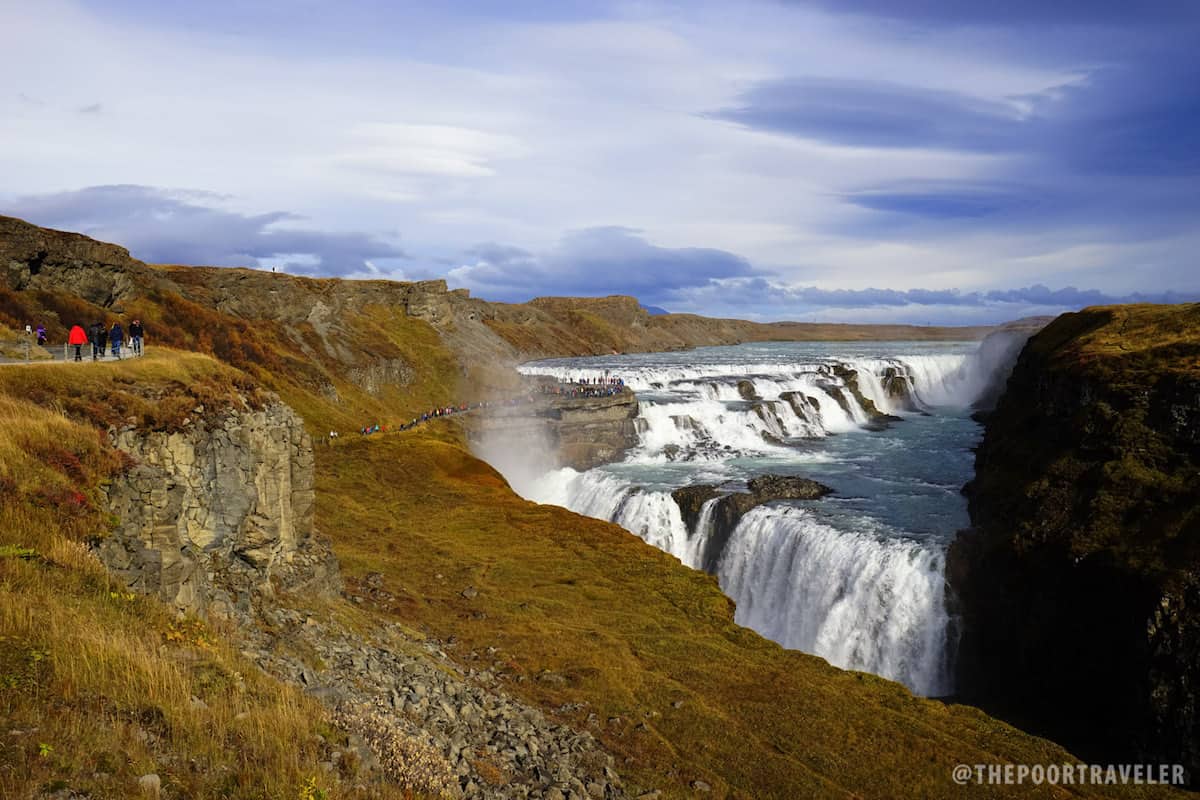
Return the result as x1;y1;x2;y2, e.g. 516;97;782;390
317;428;1185;799
2;220;1193;799
0;356;409;799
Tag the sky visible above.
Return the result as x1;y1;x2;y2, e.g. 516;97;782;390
2;1;1198;324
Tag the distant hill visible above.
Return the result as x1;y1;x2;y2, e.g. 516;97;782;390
640;304;670;316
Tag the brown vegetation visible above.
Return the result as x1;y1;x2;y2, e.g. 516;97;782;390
1;217;1190;798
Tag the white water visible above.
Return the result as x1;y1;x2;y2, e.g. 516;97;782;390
720;506;951;696
497;340;1024;696
528;468;953;695
522;349;993;461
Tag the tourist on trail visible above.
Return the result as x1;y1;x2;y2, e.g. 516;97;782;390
109;321;124;359
67;324;88;362
89;321;105;360
129;319;143;356
35;324;46;346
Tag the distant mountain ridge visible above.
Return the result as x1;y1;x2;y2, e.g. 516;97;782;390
1;215;997;379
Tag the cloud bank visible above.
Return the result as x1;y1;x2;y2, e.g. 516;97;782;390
1;0;1197;324
7;185;406;273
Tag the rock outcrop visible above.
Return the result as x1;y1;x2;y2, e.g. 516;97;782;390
948;304;1200;782
98;400;339;619
829;365;903;429
467;390;641;471
673;475;833;572
0;215;150;308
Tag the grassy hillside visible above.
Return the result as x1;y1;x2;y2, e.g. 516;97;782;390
318;419;1197;799
0;356;410;800
0;218;1190;798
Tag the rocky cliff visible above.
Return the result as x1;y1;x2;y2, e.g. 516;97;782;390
948;304;1200;781
99;399;339;619
466;389;640;471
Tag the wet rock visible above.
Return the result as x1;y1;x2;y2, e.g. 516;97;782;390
669;485;721;533
466;389;640;471
746;475;833;503
671;475;833;572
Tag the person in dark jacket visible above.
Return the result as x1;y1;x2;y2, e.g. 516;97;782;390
129;319;144;356
89;321;105;360
109;322;124;359
68;324;88;362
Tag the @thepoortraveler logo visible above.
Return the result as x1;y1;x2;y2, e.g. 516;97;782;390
953;763;1187;786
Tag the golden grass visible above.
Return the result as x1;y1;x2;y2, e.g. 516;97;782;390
0;362;414;800
0;350;270;435
4;260;1196;798
316;429;1187;799
1032;303;1200;378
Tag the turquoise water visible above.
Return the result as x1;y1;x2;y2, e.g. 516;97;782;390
505;340;999;696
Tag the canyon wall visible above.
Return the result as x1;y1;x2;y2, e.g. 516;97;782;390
948;304;1200;780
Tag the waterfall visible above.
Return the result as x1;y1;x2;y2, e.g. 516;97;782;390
502;342;1006;698
528;468;952;695
689;498;720;569
521;352;993;462
716;506;952;697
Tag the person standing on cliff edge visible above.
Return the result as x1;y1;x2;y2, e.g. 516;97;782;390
67;324;88;362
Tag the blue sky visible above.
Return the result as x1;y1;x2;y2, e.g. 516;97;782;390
2;1;1197;324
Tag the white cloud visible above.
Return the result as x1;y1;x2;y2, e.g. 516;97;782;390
0;0;1194;322
331;123;526;178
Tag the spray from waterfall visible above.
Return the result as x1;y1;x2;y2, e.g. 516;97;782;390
495;340;1023;697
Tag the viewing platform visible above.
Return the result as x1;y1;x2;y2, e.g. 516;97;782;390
467;382;640;471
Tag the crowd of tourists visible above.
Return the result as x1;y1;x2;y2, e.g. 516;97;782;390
345;375;628;443
354;396;535;439
540;375;626;399
60;319;145;362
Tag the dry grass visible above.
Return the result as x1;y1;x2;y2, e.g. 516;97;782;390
333;702;457;797
0;362;413;800
317;430;1187;800
3;251;1195;798
0;350;269;434
1031;303;1200;379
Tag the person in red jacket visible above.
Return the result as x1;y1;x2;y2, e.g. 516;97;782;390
67;324;88;362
